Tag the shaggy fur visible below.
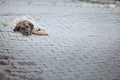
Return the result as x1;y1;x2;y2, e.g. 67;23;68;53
10;16;48;36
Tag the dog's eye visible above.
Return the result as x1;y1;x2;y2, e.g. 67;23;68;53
21;28;24;30
26;26;28;28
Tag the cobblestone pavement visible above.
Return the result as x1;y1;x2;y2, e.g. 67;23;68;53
0;0;120;80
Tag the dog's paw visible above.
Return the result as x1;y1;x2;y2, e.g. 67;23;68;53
33;31;48;36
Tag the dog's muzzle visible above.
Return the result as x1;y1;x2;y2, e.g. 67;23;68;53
23;28;31;36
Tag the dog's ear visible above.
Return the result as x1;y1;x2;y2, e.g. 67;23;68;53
13;26;20;32
28;22;34;30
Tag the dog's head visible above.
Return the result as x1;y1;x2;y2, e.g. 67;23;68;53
13;20;34;36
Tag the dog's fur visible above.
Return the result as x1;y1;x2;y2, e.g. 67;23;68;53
10;16;48;36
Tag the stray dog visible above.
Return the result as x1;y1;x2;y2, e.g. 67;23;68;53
10;16;48;36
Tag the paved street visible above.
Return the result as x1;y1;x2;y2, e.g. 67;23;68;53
0;0;120;80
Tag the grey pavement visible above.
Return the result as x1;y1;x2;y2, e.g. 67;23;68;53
0;0;120;80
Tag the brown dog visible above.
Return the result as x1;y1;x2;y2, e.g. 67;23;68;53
10;16;48;36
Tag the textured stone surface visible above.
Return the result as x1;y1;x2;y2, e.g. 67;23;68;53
0;0;120;80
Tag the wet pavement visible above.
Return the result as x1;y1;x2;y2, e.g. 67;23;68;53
0;0;120;80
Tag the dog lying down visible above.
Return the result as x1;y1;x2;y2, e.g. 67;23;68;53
10;16;48;36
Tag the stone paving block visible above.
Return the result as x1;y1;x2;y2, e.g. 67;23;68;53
0;0;120;80
17;61;36;65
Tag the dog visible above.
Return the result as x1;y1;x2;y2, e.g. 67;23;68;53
10;16;48;36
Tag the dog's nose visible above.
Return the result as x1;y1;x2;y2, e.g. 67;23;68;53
24;32;31;36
